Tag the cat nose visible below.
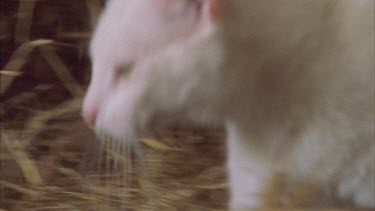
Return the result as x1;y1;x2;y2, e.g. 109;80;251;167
83;108;98;127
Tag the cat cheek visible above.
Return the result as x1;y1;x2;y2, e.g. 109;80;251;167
112;76;130;91
95;91;138;141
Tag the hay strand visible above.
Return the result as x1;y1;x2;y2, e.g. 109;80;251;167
2;131;43;185
0;39;53;95
141;138;178;151
15;0;35;44
39;46;84;97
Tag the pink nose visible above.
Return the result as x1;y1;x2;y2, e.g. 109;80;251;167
83;108;98;127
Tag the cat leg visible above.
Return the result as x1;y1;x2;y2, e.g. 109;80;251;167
337;143;375;208
226;122;272;210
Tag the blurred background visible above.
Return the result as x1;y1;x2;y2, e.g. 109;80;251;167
0;1;227;210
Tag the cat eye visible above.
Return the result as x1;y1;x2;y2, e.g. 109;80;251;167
113;63;133;83
119;63;133;77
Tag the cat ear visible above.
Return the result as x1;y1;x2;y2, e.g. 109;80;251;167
206;0;222;20
195;0;226;23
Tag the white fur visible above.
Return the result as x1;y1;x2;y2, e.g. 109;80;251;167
83;0;375;209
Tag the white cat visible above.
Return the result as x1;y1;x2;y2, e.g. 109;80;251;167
83;0;375;209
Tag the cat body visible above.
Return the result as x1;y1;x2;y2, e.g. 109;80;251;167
83;0;375;209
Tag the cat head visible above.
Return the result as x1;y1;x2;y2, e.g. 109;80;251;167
82;0;223;126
